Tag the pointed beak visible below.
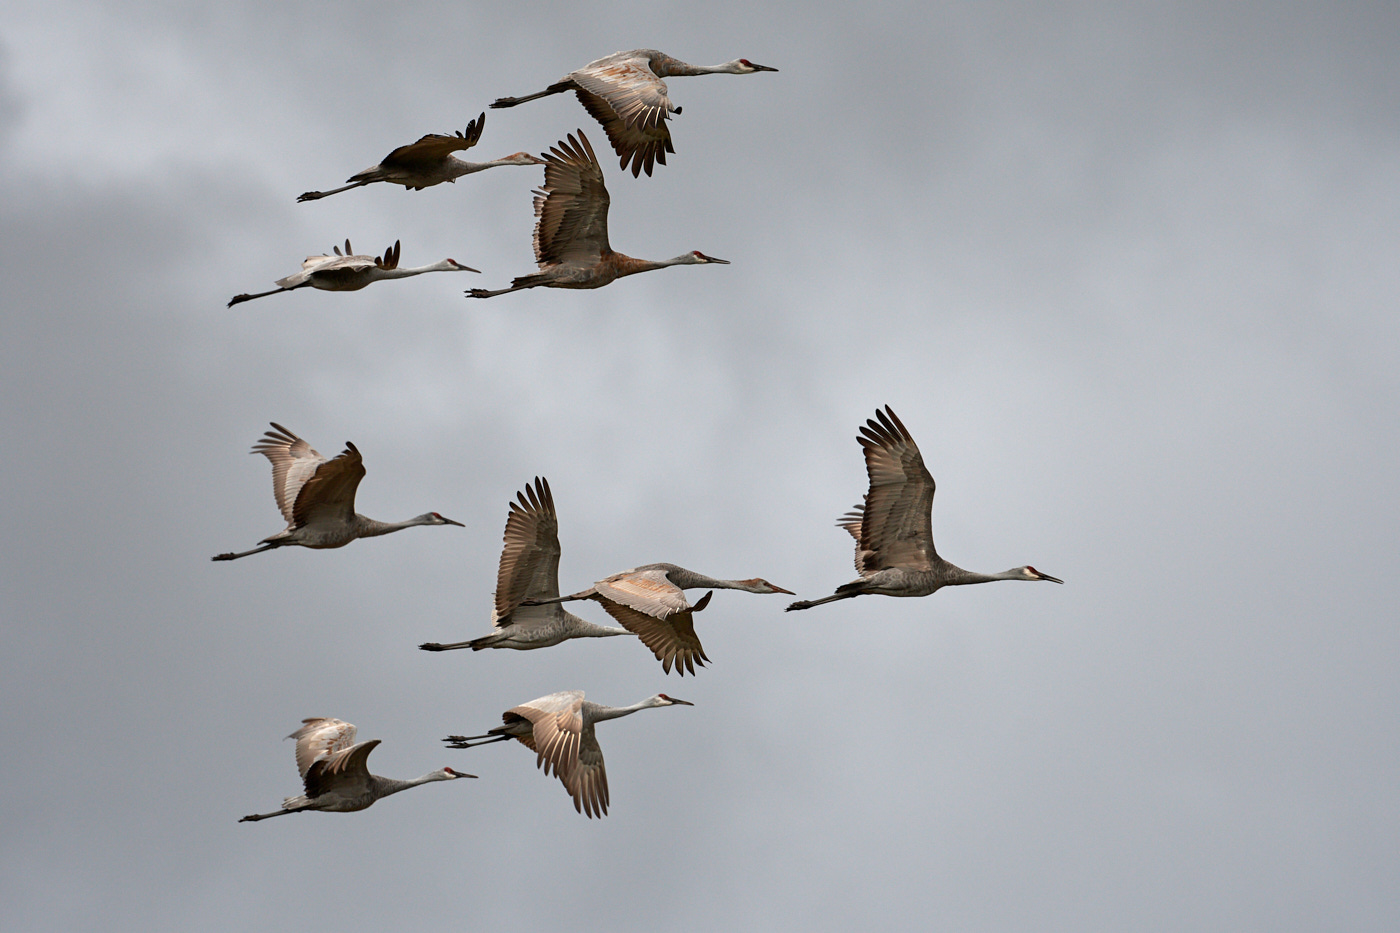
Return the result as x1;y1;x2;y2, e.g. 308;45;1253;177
449;260;481;273
751;63;779;72
1038;573;1064;584
440;516;466;527
700;253;730;264
668;698;695;706
770;584;796;595
445;768;478;779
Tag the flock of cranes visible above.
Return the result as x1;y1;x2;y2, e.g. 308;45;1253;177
225;50;1061;822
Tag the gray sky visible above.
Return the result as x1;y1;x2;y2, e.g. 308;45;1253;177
2;3;1397;931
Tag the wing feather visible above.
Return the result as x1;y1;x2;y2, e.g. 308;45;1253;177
533;131;610;265
290;441;365;529
251;424;327;524
597;595;710;676
591;567;690;619
288;717;357;781
492;477;561;625
855;406;938;572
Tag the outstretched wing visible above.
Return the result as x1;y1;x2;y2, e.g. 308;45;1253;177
598;592;712;676
493;477;562;626
533;131;611;265
288;717;357;780
855;406;937;572
252;424;328;524
303;738;380;798
507;691;586;792
378;113;485;168
570;53;675;177
290;441;366;529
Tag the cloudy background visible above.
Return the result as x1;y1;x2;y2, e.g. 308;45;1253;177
2;2;1397;930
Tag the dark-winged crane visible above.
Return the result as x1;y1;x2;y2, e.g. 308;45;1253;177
228;240;476;307
786;406;1063;610
297;112;544;201
466;131;728;300
212;423;463;561
419;477;629;652
239;718;473;822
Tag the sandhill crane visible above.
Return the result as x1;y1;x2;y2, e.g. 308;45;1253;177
239;718;473;822
527;563;793;675
491;49;777;177
418;477;628;652
444;691;692;818
228;240;476;307
466;131;728;300
786;406;1063;611
212;422;463;561
297;112;544;201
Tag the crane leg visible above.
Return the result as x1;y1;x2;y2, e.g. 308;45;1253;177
211;542;280;561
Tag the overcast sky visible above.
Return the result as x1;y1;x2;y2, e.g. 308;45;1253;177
2;3;1397;931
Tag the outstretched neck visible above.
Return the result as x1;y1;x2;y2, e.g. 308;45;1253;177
354;515;426;538
382;261;457;279
589;698;663;722
371;771;449;797
940;562;1023;586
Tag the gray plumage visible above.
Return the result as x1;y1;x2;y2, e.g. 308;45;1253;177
297;112;544;201
212;423;464;561
526;562;793;675
786;406;1063;611
239;718;473;822
419;477;629;652
492;49;778;177
443;691;692;818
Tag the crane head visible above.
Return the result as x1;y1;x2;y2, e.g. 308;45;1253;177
656;694;694;707
426;512;467;527
689;251;729;265
1022;566;1064;584
442;767;478;779
736;59;779;73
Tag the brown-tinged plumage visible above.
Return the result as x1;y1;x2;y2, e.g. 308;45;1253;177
212;422;463;561
443;691;692;818
466;131;728;299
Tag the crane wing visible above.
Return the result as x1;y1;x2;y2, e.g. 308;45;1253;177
856;406;938;572
377;113;485;169
492;477;561;626
837;499;881;575
533;131;610;265
290;441;366;529
252;424;328;524
572;723;609;818
570;56;675;178
592;567;691;619
303;739;379;798
598;592;712;676
289;717;357;780
507;691;585;790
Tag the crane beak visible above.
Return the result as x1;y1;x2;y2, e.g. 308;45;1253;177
444;767;478;779
751;63;779;72
698;253;730;264
448;260;481;273
437;515;466;527
770;584;795;595
1036;572;1064;584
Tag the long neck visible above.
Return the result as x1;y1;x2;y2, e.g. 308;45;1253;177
380;261;456;279
371;771;450;798
655;57;742;77
353;515;429;538
659;565;760;592
938;561;1024;586
588;698;663;723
